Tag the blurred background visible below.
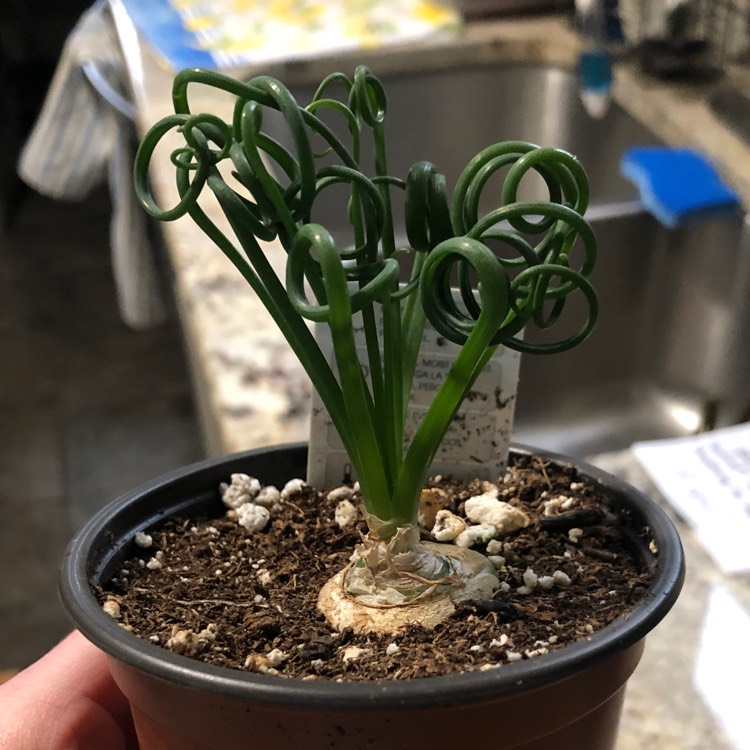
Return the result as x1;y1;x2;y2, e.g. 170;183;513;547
0;0;203;670
1;3;750;747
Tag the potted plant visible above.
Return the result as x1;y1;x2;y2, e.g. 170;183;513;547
60;66;684;750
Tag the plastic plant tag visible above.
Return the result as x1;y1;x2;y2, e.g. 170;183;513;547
632;421;750;573
307;308;521;490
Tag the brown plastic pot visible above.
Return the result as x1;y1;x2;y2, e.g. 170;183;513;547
60;443;684;750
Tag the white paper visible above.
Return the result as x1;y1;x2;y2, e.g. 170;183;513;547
694;584;750;749
632;422;750;573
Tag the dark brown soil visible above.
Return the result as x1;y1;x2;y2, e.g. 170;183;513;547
97;455;654;681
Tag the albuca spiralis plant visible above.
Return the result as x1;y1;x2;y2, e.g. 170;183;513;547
135;66;597;633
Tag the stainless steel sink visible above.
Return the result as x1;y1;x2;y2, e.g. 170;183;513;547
267;63;750;457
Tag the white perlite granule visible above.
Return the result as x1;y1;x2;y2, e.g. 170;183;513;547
256;569;273;586
522;568;538;590
543;495;576;516
327;485;354;502
552;570;572;587
455;523;497;548
418;489;443;529
146;551;165;570
431;510;466;541
281;478;307;499
102;598;121;619
236;503;271;532
134;531;153;548
254;485;281;509
485;539;504;555
568;527;584;544
166;624;217;656
342;646;369;663
334;499;358;528
220;473;261;509
464;495;530;536
266;648;288;667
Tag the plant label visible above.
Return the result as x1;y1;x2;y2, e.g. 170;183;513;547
307;312;521;489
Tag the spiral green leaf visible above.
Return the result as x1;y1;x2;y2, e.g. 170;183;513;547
134;66;598;535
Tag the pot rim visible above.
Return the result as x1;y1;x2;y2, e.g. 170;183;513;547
60;442;684;709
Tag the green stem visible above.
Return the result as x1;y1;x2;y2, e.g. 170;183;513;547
392;237;509;519
295;225;393;520
193;176;360;461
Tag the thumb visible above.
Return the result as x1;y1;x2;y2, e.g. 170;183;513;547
0;631;137;750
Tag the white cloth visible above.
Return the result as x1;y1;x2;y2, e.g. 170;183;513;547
18;2;167;329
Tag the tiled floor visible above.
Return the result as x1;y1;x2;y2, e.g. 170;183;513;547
0;188;204;670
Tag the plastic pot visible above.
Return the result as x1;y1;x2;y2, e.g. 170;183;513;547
60;443;684;750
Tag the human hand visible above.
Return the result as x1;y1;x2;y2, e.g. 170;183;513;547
0;631;137;749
